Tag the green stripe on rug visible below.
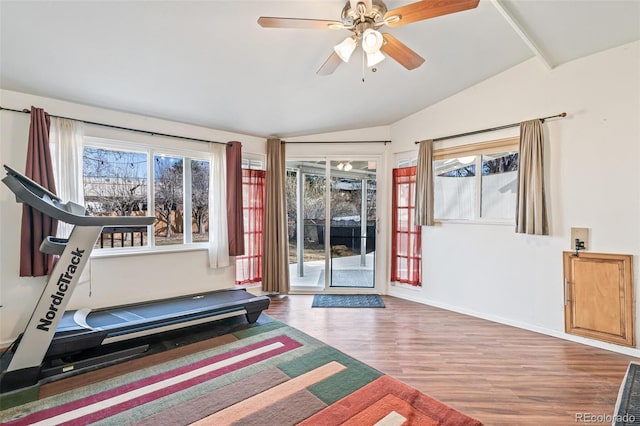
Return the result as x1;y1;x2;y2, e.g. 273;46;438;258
0;386;40;411
277;345;383;405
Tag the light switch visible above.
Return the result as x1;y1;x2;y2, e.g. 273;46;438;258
571;227;589;250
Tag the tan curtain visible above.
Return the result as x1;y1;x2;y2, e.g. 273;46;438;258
515;119;549;235
414;139;434;226
261;138;290;294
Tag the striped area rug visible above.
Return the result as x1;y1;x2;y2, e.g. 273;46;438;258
1;319;482;425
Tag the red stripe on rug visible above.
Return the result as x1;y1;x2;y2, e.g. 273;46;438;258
5;335;302;426
299;375;483;426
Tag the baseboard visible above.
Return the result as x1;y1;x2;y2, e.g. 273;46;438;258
388;289;640;358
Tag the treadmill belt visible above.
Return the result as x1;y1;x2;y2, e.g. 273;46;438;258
110;311;145;322
83;290;251;329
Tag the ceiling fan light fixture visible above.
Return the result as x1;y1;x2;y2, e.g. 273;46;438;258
366;49;385;67
361;28;383;54
334;36;357;62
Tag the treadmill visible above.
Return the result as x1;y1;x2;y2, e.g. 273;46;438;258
0;165;270;393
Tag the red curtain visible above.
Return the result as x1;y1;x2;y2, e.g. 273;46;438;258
391;166;422;286
226;141;245;256
20;107;58;277
236;169;265;285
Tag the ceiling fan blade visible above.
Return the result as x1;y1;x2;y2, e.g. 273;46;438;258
384;0;479;28
258;17;345;30
381;33;425;70
317;51;343;76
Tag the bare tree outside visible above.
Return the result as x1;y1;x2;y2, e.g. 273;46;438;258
83;147;212;248
191;160;209;241
154;155;184;244
286;171;375;225
83;148;148;216
483;152;518;175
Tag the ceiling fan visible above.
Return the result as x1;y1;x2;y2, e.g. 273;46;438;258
258;0;480;76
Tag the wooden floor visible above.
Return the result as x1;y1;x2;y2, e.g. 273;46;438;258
33;294;637;425
265;294;637;425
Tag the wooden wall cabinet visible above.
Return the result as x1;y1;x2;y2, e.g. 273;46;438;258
563;251;634;347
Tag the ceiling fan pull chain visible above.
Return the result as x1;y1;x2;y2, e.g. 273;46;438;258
362;50;365;83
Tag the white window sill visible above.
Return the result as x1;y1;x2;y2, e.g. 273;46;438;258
90;243;209;259
434;219;515;226
391;282;422;291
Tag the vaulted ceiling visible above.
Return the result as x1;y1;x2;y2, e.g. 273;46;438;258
1;0;638;138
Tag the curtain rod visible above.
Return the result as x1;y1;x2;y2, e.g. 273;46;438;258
0;106;230;146
282;140;391;144
414;112;567;144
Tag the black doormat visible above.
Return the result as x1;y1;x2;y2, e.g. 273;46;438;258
614;362;640;425
311;294;385;308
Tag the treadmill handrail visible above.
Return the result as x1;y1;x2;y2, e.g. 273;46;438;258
2;165;154;227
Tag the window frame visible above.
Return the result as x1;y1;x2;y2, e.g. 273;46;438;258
84;136;212;255
433;137;519;225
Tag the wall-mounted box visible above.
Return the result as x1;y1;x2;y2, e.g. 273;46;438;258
571;227;589;250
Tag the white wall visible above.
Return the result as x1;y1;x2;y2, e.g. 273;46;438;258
388;41;640;356
0;89;265;345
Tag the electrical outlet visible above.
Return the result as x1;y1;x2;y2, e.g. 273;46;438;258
571;227;589;250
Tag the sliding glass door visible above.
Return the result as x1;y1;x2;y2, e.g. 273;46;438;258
286;158;378;290
286;160;327;288
328;160;376;288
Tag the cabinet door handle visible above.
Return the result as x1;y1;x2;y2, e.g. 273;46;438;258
564;278;569;305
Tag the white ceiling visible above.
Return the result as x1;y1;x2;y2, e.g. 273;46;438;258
1;0;638;138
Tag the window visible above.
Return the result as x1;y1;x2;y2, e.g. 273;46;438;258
433;137;519;222
83;138;210;250
397;158;417;168
83;147;148;216
154;155;184;245
391;166;421;286
242;157;264;170
191;160;210;243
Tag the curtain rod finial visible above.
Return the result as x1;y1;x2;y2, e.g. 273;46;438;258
560;112;567;117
